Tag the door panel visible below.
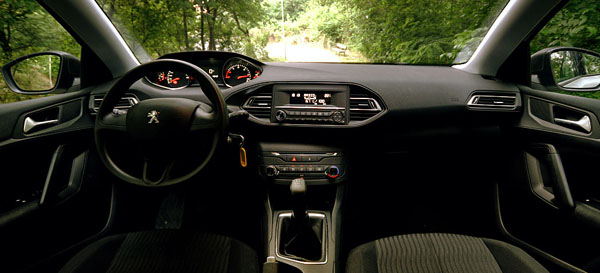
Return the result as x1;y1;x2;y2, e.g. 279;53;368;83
500;86;600;271
0;89;114;273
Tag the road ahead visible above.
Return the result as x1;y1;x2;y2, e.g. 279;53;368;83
265;41;341;62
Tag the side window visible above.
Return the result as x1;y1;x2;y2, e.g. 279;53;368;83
530;0;600;98
0;2;80;104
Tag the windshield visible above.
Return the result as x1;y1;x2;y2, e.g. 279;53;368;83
96;0;508;64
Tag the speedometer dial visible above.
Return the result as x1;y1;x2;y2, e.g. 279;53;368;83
224;64;252;87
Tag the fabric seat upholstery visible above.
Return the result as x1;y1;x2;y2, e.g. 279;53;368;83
59;230;258;273
346;233;548;273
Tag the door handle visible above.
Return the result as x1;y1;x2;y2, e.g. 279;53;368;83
554;115;591;133
23;116;58;133
525;144;574;209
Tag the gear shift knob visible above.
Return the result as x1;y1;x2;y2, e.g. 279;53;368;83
290;178;307;222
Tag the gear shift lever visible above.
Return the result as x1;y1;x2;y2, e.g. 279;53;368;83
279;177;324;261
290;178;307;223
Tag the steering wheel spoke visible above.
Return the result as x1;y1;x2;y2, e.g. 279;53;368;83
190;105;219;131
142;159;175;185
96;113;128;132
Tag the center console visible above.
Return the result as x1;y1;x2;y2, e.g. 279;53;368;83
259;143;346;273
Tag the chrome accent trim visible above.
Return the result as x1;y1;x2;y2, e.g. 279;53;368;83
274;106;345;110
554;115;592;133
467;95;516;108
92;96;139;112
243;96;272;109
349;97;382;111
275;212;327;265
23;117;58;134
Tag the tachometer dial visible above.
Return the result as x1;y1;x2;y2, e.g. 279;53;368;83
224;64;252;87
166;71;191;88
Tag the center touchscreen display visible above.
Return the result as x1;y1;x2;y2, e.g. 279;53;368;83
289;92;332;106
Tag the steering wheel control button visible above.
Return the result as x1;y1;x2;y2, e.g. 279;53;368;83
326;166;340;179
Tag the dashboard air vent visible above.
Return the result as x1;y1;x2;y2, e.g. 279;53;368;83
467;94;517;110
349;91;382;121
243;91;272;119
91;95;139;113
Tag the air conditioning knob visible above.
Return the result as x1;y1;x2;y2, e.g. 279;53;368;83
332;111;344;124
265;165;279;177
275;110;287;122
326;165;340;179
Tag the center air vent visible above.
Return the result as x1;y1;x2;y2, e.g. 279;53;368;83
467;93;518;110
91;95;139;113
243;91;272;119
349;90;383;121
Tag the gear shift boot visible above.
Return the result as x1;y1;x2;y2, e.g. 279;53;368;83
278;212;326;262
277;178;326;262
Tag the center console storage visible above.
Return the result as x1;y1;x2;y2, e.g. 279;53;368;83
260;143;346;273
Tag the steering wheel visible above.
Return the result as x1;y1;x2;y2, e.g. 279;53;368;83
94;59;228;186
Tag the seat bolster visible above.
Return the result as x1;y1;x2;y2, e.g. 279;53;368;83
226;236;259;273
59;234;127;273
482;238;549;273
346;242;379;273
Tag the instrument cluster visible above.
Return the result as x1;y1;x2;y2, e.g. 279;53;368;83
145;53;263;90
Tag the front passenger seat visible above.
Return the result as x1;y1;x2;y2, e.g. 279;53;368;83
346;233;548;273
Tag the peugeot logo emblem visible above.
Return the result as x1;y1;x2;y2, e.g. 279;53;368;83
147;110;160;124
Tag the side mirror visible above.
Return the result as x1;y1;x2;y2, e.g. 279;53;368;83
531;47;600;92
1;51;80;94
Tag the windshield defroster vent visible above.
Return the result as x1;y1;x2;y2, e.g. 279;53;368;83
467;93;518;110
243;91;272;119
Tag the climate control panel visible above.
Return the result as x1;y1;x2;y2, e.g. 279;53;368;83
265;164;341;178
259;145;347;185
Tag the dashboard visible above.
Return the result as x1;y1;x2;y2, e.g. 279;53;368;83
144;51;262;89
98;51;522;133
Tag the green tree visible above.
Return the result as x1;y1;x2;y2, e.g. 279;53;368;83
98;0;267;58
531;0;600;54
